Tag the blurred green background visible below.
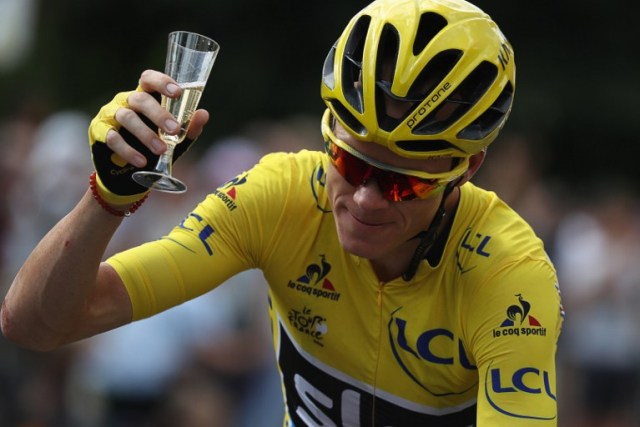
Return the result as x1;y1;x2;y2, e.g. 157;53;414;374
1;0;637;188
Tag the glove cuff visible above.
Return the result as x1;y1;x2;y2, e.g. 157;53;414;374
95;172;150;206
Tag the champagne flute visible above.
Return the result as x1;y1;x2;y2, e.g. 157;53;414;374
132;31;220;193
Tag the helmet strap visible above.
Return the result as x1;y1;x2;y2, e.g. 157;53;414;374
401;180;459;281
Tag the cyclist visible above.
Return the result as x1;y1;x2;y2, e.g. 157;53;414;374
2;0;563;425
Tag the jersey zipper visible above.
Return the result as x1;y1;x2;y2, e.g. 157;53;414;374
371;280;386;425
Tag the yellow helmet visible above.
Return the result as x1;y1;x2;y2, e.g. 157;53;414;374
321;0;516;159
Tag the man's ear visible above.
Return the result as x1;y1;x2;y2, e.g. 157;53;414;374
455;150;486;187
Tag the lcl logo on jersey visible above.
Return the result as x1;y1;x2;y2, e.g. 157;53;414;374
485;361;557;421
178;212;216;256
287;255;341;302
456;227;492;273
310;162;331;213
212;173;248;212
389;308;476;396
492;294;547;338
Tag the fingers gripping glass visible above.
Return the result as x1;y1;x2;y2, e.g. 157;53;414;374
321;110;464;202
132;31;220;193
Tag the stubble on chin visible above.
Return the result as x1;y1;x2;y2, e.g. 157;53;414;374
334;213;384;259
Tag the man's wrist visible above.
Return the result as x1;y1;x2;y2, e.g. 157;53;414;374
89;172;148;217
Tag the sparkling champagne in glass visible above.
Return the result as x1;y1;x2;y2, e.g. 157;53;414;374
132;31;219;193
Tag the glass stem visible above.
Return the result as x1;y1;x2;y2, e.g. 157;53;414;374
155;143;176;175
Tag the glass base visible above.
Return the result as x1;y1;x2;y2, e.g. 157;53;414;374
132;171;187;193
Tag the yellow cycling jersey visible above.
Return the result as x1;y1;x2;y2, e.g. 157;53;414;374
107;150;564;426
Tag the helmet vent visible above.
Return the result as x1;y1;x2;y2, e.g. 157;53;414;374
322;43;337;90
414;12;448;56
412;60;497;136
458;81;514;140
374;24;401;131
408;49;462;102
341;15;371;113
329;101;367;136
453;61;499;107
378;49;462;133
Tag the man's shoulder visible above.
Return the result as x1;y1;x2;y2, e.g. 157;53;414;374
232;149;329;212
459;183;538;238
453;183;551;268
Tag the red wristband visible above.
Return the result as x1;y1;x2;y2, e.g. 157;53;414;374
89;171;148;217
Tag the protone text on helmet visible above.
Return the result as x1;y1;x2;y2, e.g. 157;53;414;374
406;82;451;129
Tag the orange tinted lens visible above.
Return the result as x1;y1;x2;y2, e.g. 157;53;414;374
378;174;440;201
405;176;442;199
326;139;372;187
326;139;442;201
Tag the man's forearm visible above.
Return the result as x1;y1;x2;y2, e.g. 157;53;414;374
1;189;131;350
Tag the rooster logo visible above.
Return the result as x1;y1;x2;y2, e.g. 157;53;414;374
287;254;341;302
296;254;333;289
500;294;541;327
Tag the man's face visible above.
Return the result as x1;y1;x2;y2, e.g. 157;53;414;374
326;121;453;262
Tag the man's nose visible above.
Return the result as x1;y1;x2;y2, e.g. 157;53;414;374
352;177;389;209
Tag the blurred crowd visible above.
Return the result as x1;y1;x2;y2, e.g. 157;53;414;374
2;104;640;427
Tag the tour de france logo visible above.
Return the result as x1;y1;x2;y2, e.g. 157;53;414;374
288;306;328;346
492;294;546;338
